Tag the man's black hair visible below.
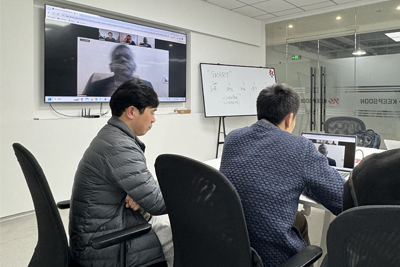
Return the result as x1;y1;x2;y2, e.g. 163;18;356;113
256;83;300;125
110;80;159;117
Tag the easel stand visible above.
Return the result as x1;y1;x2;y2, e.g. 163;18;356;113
216;116;226;158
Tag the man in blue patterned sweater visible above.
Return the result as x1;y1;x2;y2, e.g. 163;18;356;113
220;83;345;267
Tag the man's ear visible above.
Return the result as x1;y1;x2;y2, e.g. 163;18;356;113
125;106;136;120
284;113;294;129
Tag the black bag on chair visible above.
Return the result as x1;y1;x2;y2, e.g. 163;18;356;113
353;129;381;148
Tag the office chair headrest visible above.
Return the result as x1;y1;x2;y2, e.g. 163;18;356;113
343;148;400;211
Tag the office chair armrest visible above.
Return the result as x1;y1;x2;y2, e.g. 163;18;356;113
90;223;152;249
56;200;70;209
56;200;151;252
278;245;322;267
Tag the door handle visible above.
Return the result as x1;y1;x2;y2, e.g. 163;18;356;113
320;66;326;132
310;67;316;131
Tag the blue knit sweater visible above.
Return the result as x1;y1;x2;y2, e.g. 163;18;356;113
220;119;344;267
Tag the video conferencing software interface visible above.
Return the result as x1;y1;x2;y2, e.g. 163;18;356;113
44;5;187;103
302;133;357;169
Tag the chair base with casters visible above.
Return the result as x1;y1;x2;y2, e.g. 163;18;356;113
12;143;166;267
320;205;400;267
155;154;322;267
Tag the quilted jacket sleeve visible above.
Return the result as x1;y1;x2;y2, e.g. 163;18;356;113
105;139;167;216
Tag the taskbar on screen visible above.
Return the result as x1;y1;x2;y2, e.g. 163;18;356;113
45;96;110;103
45;96;186;103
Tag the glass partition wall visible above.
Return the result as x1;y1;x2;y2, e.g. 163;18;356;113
265;0;400;147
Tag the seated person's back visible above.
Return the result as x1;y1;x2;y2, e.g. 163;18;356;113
220;83;345;266
343;148;400;210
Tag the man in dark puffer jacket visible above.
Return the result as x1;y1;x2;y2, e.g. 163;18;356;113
69;81;171;266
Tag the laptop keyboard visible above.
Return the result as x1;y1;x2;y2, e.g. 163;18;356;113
338;171;350;180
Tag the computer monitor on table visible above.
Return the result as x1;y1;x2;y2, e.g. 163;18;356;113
301;132;357;172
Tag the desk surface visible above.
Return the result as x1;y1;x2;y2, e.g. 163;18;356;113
355;147;385;165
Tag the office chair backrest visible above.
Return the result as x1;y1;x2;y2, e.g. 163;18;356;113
12;143;73;267
155;154;255;267
324;205;400;267
324;116;366;135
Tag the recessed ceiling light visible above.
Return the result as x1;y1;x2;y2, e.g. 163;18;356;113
397;6;400;10
385;31;400;42
352;49;366;56
288;24;293;28
336;16;341;20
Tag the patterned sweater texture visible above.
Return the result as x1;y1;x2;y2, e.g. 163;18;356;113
220;119;345;267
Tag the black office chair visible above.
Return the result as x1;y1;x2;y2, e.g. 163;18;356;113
155;154;322;267
324;116;366;135
324;116;381;148
320;205;400;267
12;143;158;267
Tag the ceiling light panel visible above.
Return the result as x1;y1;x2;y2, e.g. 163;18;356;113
385;32;400;42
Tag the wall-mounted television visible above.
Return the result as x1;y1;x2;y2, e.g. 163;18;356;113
44;4;187;103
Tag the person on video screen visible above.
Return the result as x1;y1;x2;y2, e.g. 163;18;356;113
105;32;116;42
139;37;152;48
83;44;153;96
123;35;136;45
318;144;336;166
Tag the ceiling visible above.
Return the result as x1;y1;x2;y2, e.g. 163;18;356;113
201;0;400;57
288;30;400;58
200;0;393;23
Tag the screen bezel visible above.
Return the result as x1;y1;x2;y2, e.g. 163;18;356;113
301;132;357;169
44;4;187;103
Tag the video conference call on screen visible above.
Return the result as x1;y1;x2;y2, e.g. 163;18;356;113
44;5;187;103
302;133;357;169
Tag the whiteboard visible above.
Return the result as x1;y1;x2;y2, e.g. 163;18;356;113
200;63;276;117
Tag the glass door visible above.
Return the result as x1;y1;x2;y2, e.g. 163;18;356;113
265;1;400;146
286;39;320;134
269;31;359;135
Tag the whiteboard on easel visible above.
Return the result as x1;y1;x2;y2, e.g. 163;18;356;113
200;63;277;117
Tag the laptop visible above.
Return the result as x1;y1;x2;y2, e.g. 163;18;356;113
301;132;357;179
384;139;400;150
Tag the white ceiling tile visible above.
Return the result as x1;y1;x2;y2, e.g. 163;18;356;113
286;0;332;7
238;0;269;4
254;13;278;19
332;0;361;4
253;0;297;13
233;5;268;16
206;0;247;10
301;1;337;11
272;7;304;16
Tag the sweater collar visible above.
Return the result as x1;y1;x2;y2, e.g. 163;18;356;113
257;119;280;130
107;116;146;152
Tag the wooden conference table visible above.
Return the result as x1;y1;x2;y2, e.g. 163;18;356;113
202;147;386;255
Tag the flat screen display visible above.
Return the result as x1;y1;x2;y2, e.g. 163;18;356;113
44;5;187;103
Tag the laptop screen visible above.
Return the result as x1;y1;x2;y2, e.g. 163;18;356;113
302;132;357;169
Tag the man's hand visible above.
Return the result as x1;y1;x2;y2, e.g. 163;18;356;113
125;195;141;211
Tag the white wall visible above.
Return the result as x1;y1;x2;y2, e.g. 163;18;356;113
0;0;264;217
